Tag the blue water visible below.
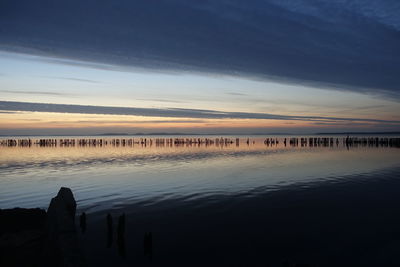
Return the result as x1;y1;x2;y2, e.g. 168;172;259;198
1;135;399;211
2;135;400;266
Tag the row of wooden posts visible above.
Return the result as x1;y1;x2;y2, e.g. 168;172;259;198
0;138;238;147
1;137;399;148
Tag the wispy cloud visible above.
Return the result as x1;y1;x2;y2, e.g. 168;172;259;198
226;92;248;96
136;98;186;104
312;122;373;127
1;101;399;124
47;120;206;124
0;90;71;96
46;76;100;84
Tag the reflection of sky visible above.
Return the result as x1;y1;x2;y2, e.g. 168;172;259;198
0;51;400;134
0;138;399;210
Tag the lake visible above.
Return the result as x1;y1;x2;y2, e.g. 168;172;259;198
1;135;400;266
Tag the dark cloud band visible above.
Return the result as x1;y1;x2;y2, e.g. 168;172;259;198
1;101;399;124
0;0;399;98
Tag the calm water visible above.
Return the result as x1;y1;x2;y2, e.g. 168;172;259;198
2;135;400;266
1;135;399;210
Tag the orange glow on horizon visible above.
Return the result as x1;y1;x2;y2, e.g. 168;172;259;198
0;111;388;132
0;111;324;129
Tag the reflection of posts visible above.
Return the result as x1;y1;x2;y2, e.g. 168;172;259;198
106;213;113;248
144;232;153;259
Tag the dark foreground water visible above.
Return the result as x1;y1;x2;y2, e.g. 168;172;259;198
1;135;400;266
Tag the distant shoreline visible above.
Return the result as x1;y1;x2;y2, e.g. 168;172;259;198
0;131;400;137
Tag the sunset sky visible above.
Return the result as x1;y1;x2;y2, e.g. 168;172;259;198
1;0;399;135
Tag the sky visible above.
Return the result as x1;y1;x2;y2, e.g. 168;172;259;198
0;0;399;135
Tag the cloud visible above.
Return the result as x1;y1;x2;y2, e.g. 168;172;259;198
0;0;399;98
47;77;99;84
47;120;207;124
226;92;248;96
136;98;186;104
312;122;373;126
1;101;399;125
0;90;71;96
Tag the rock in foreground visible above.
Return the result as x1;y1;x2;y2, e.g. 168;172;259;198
0;187;84;267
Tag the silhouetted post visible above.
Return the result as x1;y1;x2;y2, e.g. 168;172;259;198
79;212;86;234
144;232;153;259
106;213;113;248
43;187;84;266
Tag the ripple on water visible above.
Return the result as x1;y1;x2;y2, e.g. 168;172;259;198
1;144;399;210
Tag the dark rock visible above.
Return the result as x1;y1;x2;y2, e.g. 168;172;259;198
0;208;47;267
0;188;85;266
0;208;47;235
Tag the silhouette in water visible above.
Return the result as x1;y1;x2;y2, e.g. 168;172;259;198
1;136;399;149
106;213;113;248
79;212;86;234
144;232;153;259
117;213;126;258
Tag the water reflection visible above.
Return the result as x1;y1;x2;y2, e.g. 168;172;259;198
2;136;400;266
0;136;399;211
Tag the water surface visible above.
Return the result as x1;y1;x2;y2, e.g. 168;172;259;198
1;135;399;211
2;135;400;266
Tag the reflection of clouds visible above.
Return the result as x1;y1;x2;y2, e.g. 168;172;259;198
1;100;399;124
0;144;282;173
